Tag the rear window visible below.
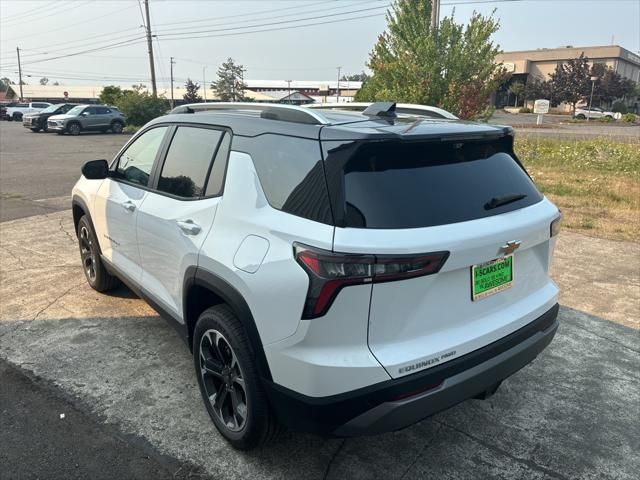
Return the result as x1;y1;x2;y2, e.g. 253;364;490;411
322;136;543;229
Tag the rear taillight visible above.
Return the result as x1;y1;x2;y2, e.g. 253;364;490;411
294;243;449;319
550;213;562;237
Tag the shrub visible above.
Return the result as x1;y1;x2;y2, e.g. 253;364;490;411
116;90;169;126
621;112;637;123
597;116;613;123
518;107;532;113
611;101;628;114
123;125;141;134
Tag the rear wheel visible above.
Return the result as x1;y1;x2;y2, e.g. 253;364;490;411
77;215;119;292
111;121;124;134
12;113;21;122
193;305;280;450
68;122;81;136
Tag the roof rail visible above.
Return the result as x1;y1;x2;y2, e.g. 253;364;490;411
170;102;330;125
305;102;458;120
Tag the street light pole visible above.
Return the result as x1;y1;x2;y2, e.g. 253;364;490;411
170;57;175;109
203;66;207;102
587;75;597;121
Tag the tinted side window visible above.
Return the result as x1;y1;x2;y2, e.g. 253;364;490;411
157;127;222;199
116;127;168;187
84;107;97;115
205;133;230;196
234;134;333;224
97;107;110;114
33;103;48;108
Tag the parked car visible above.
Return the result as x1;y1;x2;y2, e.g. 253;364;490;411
5;101;52;122
23;103;78;132
1;102;19;120
48;104;125;135
71;102;561;450
574;106;615;119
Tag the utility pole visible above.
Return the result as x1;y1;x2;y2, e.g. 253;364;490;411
286;80;292;104
203;66;207;102
144;0;157;96
170;57;175;108
336;66;341;103
16;47;24;101
430;0;440;36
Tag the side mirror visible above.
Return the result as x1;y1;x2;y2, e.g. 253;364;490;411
82;159;109;180
81;111;89;116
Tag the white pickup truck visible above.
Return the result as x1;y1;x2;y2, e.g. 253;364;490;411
5;102;52;121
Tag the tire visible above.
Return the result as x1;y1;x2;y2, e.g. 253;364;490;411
42;123;48;133
68;122;81;136
193;305;281;450
575;114;586;119
111;121;124;134
77;215;119;292
13;113;22;122
30;128;40;133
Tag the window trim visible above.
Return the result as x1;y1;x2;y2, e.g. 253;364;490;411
109;124;173;191
149;123;232;202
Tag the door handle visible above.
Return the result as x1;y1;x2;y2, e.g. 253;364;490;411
121;201;136;212
177;219;201;235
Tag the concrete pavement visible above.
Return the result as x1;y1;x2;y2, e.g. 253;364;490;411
1;211;638;479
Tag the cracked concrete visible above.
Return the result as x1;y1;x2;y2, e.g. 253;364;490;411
1;211;638;479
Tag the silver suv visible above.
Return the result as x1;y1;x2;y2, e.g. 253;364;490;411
48;104;125;135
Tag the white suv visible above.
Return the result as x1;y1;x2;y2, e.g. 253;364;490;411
72;102;561;450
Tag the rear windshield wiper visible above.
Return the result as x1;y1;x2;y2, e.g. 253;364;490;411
484;193;527;210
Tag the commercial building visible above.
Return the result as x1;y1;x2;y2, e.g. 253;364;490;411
4;79;362;104
495;45;640;109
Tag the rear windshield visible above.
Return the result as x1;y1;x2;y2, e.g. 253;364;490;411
322;136;542;229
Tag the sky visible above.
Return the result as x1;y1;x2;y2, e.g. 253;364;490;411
0;0;639;90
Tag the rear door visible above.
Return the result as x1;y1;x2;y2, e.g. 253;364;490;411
137;125;230;319
324;135;560;379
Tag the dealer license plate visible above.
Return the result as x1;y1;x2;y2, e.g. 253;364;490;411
471;254;514;301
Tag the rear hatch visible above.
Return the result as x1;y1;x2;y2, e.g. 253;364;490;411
321;124;560;379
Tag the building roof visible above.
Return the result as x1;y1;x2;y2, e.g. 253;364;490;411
244;80;363;89
260;90;315;101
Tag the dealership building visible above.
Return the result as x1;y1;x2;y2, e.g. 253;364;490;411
495;45;640;109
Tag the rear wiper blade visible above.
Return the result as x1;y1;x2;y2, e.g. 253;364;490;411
484;193;527;210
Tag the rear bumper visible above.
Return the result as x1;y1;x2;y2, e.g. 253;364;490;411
264;303;559;436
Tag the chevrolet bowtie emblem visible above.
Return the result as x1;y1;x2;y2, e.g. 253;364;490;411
500;240;521;255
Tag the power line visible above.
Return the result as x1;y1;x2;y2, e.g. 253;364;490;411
1;1;92;28
156;4;390;37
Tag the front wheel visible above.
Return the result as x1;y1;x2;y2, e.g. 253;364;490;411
575;114;586;119
68;122;81;136
77;215;119;292
193;305;281;450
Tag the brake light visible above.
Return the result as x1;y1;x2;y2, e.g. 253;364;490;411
294;243;449;319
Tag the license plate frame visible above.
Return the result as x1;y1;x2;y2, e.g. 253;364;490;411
471;254;514;301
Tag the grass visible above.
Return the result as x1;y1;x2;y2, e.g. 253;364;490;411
515;137;640;242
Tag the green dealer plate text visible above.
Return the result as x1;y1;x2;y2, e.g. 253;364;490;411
471;254;514;301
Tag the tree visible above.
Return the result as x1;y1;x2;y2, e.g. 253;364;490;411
39;77;49;85
354;0;503;119
340;71;371;83
52;81;60;86
590;64;635;107
548;53;591;114
507;81;525;107
98;85;124;106
183;78;202;103
0;77;13;92
211;58;247;102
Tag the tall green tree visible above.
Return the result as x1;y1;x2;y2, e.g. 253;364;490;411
183;78;202;103
548;53;591;114
39;77;49;85
341;72;371;83
508;81;525;107
590;64;635;106
98;85;124;105
211;58;247;102
0;77;13;92
355;0;503;119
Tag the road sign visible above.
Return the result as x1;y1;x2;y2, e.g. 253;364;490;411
534;99;550;114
